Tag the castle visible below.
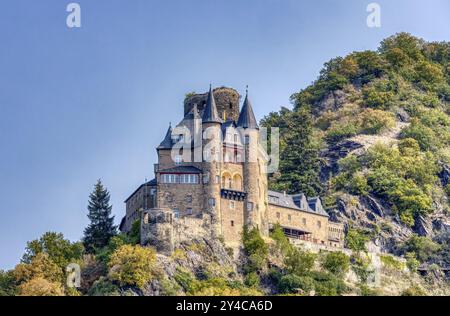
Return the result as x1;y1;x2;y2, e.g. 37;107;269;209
119;86;344;253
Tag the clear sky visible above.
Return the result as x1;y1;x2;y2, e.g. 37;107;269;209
0;0;448;269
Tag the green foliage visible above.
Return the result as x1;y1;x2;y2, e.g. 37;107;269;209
242;227;268;277
345;229;369;252
129;220;141;245
309;271;348;296
95;233;132;264
83;180;117;253
278;274;314;295
351;254;374;283
405;252;420;272
261;107;323;196
284;248;316;276
108;244;159;288
400;235;441;262
14;253;64;284
321;251;350;277
0;270;17;296
270;224;292;255
88;277;120;296
22;232;84;270
380;254;404;270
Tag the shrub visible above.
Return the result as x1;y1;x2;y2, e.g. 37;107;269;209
0;270;17;296
321;252;350;277
242;227;268;275
400;119;437;151
108;245;158;288
401;284;427;296
345;229;369;252
278;274;314;295
405;252;420;272
284;249;316;276
14;253;64;284
358;109;396;134
400;235;440;262
351;254;374;283
310;271;348;296
87;277;120;296
270;224;292;255
380;255;404;270
18;277;64;296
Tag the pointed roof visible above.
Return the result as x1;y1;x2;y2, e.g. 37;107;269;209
157;124;173;149
202;85;222;124
237;88;259;129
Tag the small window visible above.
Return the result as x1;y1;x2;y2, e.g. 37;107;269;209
302;218;307;225
173;209;180;219
245;135;250;145
215;175;220;184
208;198;216;207
317;221;321;228
186;208;193;215
247;202;254;212
230;201;235;210
288;215;292;221
276;212;281;219
231;220;234;227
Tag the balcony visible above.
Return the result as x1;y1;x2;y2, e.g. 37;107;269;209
221;189;247;201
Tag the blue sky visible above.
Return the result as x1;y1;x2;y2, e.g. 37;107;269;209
0;0;448;269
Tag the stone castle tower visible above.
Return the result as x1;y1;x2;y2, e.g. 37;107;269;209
120;86;344;253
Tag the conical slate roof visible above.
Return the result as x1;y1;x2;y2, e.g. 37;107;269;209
202;85;223;124
157;124;173;149
237;90;258;129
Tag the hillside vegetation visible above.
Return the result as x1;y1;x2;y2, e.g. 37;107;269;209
262;33;450;272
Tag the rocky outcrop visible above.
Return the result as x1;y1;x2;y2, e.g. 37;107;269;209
439;164;450;187
320;140;363;183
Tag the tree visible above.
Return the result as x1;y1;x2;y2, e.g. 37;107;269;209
321;252;350;277
108;245;158;288
263;107;323;196
0;270;16;296
14;253;64;284
83;180;117;253
22;232;83;270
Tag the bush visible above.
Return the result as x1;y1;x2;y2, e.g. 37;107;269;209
358;109;396;134
0;270;17;296
380;255;404;270
87;277;120;296
270;224;292;255
284;249;316;276
405;252;420;272
310;271;348;296
242;227;268;276
401;235;441;262
278;274;314;295
345;229;369;252
321;252;350;277
18;277;64;296
108;245;159;288
14;253;64;284
401;284;427;296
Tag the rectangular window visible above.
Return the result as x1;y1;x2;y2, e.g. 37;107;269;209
208;198;216;207
186;208;193;215
231;220;234;227
175;155;183;165
230;201;235;210
276;212;280;219
288;215;292;221
302;218;307;225
173;209;180;219
317;221;321;228
247;202;254;212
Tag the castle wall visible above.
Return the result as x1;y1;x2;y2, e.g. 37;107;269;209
268;204;330;245
156;181;204;217
220;198;245;248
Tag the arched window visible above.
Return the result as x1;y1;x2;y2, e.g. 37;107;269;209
233;174;243;191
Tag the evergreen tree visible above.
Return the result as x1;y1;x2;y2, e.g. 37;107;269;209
83;180;117;253
261;106;323;197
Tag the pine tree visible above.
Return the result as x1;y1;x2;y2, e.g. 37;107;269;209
83;180;117;253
